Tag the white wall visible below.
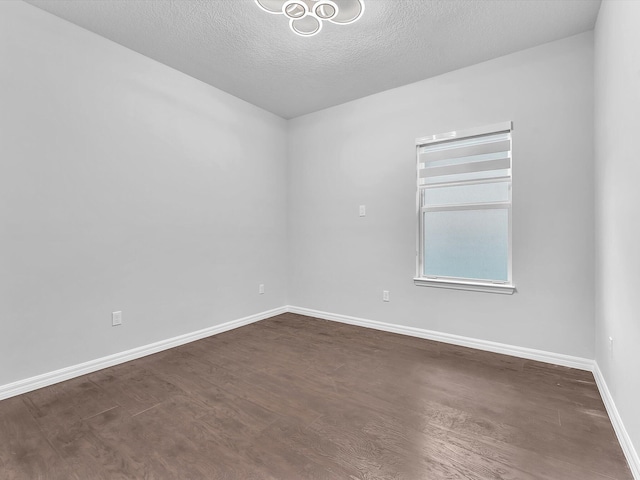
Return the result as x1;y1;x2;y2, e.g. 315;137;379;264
594;0;640;460
0;1;288;386
288;33;595;358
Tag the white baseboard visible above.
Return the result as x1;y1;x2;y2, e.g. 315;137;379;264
593;364;640;480
286;305;595;371
0;306;287;402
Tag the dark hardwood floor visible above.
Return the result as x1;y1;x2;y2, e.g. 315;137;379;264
0;313;633;479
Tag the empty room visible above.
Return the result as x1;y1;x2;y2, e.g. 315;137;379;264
1;0;638;478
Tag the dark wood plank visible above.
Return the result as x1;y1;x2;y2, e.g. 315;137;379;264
0;313;633;479
0;396;77;480
22;376;117;436
87;365;182;416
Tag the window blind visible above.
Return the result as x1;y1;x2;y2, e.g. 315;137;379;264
418;132;511;187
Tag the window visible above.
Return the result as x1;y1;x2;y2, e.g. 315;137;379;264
414;122;515;294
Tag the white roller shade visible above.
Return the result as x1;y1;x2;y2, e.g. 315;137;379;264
418;132;511;184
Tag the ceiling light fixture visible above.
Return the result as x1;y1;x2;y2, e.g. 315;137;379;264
255;0;364;37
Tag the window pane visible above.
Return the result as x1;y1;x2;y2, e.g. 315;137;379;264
423;182;510;206
423;208;509;281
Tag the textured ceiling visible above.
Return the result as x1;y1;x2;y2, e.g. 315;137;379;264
24;0;601;119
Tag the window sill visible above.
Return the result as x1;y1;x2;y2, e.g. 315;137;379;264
413;277;516;295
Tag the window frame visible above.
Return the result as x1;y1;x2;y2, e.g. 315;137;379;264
413;122;515;295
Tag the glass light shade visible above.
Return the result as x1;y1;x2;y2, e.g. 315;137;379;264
290;15;322;36
283;1;307;19
315;3;337;20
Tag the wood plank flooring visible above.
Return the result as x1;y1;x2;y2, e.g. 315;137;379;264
0;313;633;479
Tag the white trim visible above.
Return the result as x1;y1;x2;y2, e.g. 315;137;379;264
413;277;516;295
286;305;593;370
592;364;640;479
0;306;287;401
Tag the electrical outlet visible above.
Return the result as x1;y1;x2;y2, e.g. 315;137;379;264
259;284;265;295
359;205;366;217
383;290;390;302
112;311;122;327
